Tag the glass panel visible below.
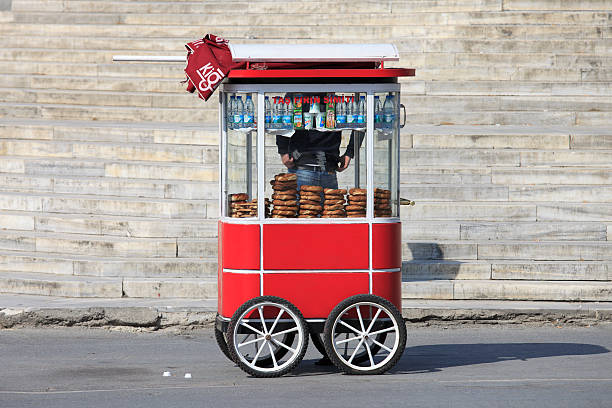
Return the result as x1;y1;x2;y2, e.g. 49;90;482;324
263;92;367;219
224;92;258;218
373;92;399;217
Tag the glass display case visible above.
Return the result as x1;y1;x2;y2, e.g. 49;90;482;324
220;85;401;221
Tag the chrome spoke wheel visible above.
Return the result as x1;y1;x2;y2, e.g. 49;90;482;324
323;294;406;375
227;296;308;378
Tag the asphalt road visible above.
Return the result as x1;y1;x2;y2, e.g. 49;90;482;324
1;324;611;408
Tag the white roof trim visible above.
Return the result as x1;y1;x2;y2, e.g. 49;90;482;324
228;43;399;62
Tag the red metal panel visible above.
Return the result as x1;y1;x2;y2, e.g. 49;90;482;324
372;271;402;311
263;272;369;319
372;222;402;270
220;272;260;318
228;68;415;79
221;221;260;270
263;223;369;270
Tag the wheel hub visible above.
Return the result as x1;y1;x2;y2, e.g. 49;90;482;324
265;334;272;341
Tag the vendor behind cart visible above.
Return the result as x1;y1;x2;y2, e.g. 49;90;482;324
276;94;363;190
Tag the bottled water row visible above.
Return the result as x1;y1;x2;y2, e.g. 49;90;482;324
227;94;255;130
227;93;396;131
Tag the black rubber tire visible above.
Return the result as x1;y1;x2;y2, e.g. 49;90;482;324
323;294;406;375
214;323;233;362
227;296;309;378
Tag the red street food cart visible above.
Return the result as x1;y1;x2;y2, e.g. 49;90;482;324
214;44;414;377
115;43;415;377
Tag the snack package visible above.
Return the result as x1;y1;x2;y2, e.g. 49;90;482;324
325;94;336;128
293;94;303;129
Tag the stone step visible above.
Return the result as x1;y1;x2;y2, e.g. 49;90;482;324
402;279;612;301
0;230;181;257
0;210;218;237
132;10;612;27
0;88;208;110
494;168;612;185
11;9;610;27
0;192;214;218
0;140;215;164
403;260;612;281
0;271;123;297
458;222;608;241
0;73;187;93
426;80;612;96
12;0;398;15
0;102;211;124
0;251;217;277
0;271;217;298
0;118;218;145
478;242;612;261
0;174;218;200
1;23;606;41
0;60;184;79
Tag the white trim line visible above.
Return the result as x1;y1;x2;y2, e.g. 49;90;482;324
223;268;400;274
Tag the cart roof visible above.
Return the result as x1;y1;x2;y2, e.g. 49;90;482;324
228;43;400;63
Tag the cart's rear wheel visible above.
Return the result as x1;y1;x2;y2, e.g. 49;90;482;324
323;294;406;375
214;323;233;362
227;296;308;377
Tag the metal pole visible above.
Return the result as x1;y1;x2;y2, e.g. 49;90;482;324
246;130;253;200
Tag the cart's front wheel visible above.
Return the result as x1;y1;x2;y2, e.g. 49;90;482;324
227;296;308;378
323;294;406;375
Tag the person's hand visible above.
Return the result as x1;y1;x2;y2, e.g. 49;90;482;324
337;155;351;172
281;153;295;169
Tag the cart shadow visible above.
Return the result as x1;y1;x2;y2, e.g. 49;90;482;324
390;342;610;374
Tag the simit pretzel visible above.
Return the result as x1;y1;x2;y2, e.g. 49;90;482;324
324;188;347;195
229;193;249;202
300;185;324;193
348;188;366;196
275;173;297;182
324;194;345;201
323;204;344;211
272;199;297;206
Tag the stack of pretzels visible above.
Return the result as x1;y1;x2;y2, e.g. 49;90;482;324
346;188;367;217
270;173;298;218
229;193;254;218
298;185;324;218
321;188;347;218
374;188;392;217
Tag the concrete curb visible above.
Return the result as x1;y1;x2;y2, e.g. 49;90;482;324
2;296;612;329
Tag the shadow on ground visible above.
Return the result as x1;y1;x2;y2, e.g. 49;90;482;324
392;342;610;374
292;342;609;376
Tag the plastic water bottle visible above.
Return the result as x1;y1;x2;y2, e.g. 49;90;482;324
234;96;244;129
227;95;235;130
351;96;359;127
336;100;346;126
357;95;366;125
264;96;271;127
272;100;281;129
383;94;395;129
374;96;382;125
244;95;254;127
282;100;293;129
346;97;355;126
